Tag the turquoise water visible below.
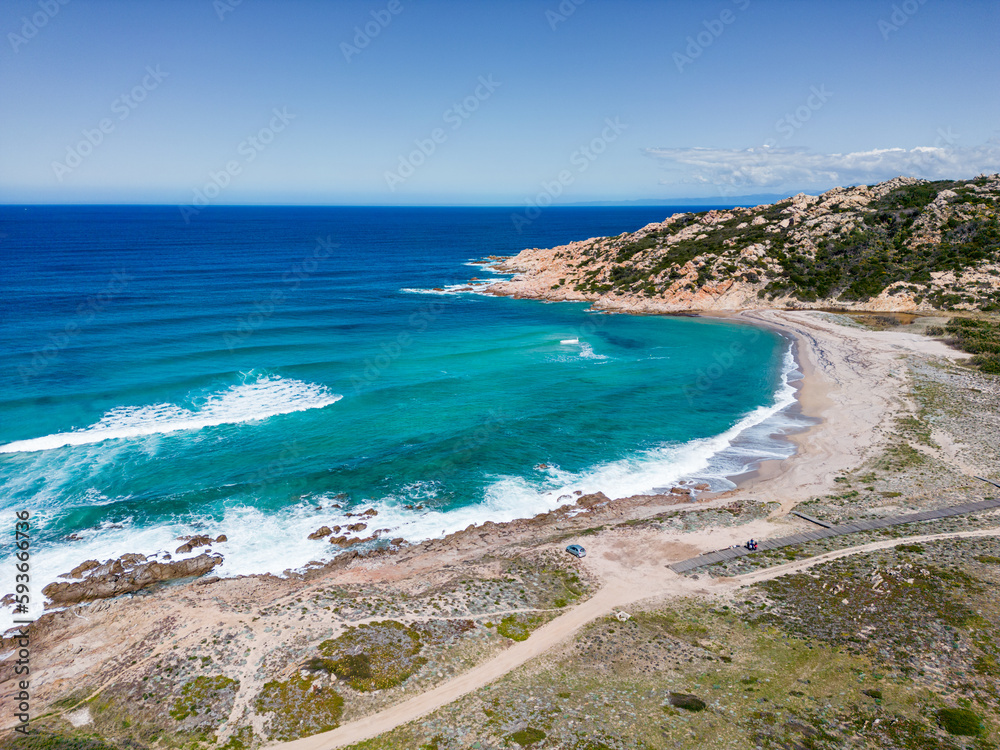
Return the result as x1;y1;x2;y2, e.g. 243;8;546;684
0;206;796;621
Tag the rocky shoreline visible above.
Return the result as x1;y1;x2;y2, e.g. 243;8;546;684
478;175;1000;314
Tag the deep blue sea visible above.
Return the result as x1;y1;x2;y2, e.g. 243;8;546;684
0;205;800;621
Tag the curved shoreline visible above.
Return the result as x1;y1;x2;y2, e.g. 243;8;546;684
4;302;983;744
704;310;830;507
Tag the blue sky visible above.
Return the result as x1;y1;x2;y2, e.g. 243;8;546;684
1;0;999;205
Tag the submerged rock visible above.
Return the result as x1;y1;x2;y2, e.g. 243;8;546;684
43;553;223;605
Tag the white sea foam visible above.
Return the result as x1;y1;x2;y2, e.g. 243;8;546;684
577;342;608;360
0;346;802;631
228;343;804;567
0;376;342;454
558;337;608;360
400;282;492;296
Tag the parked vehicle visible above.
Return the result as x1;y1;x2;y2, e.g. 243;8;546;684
565;544;587;558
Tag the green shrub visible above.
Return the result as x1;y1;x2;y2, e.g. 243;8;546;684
496;613;542;641
975;654;1000;676
935;707;983;736
255;675;344;741
170;674;239;722
318;620;425;691
508;727;546;746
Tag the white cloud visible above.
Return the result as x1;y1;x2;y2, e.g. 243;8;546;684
644;141;1000;194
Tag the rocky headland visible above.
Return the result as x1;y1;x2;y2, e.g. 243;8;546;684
484;175;1000;314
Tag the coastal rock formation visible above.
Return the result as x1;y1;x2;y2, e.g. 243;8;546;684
484;175;1000;313
308;526;333;540
576;492;611;509
329;534;376;547
42;553;223;605
175;535;215;553
67;559;102;579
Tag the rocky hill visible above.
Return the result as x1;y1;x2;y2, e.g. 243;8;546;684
486;175;1000;313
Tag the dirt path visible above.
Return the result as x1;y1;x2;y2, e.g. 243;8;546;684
724;527;1000;588
270;526;1000;750
275;585;639;750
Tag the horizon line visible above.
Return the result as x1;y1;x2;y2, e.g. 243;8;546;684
0;198;777;209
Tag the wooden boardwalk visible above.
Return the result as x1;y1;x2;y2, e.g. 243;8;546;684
669;497;1000;574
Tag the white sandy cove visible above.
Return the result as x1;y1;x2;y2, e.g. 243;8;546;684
270;310;974;749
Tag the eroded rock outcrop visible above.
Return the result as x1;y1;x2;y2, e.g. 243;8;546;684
43;553;223;605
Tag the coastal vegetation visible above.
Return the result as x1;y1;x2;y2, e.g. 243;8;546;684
939;317;1000;373
493;175;1000;313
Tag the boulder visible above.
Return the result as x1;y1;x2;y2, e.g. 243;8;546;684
215;534;228;543
68;560;101;579
308;526;333;540
43;553;223;605
346;522;367;533
670;487;692;495
576;492;610;509
175;535;214;554
330;535;375;547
